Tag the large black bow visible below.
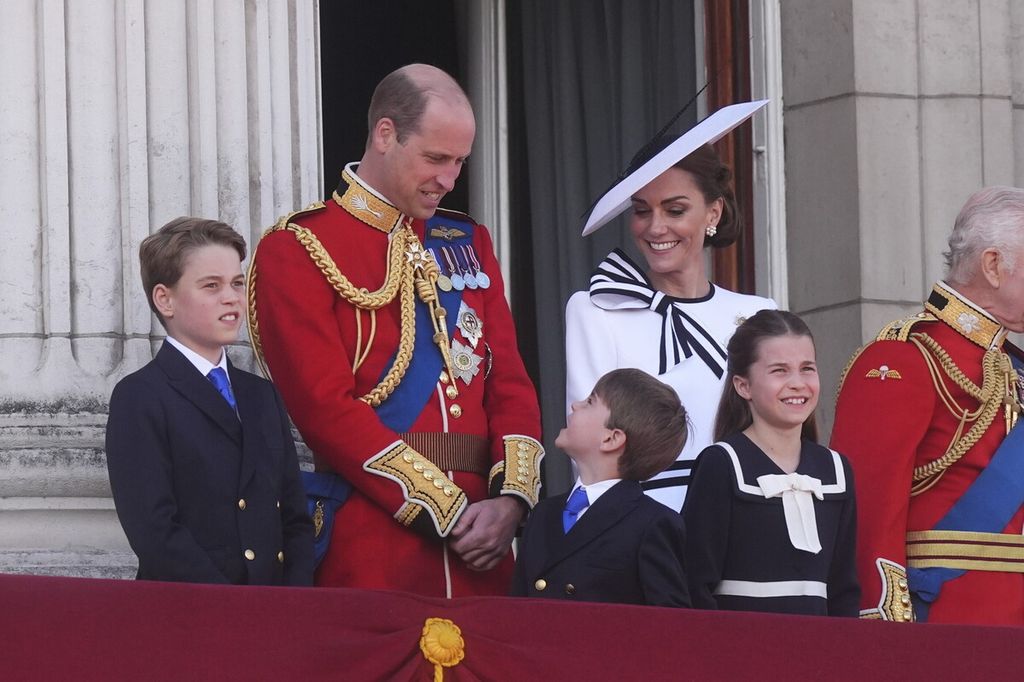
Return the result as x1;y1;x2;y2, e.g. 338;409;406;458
588;249;726;378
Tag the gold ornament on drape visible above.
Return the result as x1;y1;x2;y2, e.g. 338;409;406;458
419;617;465;681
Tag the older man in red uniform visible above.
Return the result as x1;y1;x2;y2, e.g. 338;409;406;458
249;64;543;597
831;186;1024;625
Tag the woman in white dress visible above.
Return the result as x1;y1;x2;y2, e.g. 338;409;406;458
567;111;776;512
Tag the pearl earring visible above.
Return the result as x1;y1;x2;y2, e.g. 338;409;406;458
705;223;718;238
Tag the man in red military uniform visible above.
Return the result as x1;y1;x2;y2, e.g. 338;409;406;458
248;64;543;597
831;186;1024;625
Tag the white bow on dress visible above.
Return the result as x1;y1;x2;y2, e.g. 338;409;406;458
756;473;824;554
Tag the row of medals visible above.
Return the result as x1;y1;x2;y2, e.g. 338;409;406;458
428;245;491;292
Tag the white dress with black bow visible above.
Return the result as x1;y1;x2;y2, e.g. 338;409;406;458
564;249;776;512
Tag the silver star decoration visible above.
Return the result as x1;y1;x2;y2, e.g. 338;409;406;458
450;338;483;385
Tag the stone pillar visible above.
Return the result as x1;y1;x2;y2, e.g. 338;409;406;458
780;0;1024;435
0;0;322;577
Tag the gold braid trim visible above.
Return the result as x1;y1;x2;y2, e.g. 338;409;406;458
499;435;545;508
861;558;913;622
251;210;457;409
876;312;935;342
835;343;869;400
908;331;1007;489
247;202;327;379
278;220;426;407
247;243;268;378
835;313;935;401
364;441;467;537
286;222;407;310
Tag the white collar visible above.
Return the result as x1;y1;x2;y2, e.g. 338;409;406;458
345;162;398;207
571;478;622;508
165;337;228;380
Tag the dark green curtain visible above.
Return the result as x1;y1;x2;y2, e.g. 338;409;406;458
508;0;698;495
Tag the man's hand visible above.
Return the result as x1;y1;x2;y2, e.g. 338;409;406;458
449;496;525;571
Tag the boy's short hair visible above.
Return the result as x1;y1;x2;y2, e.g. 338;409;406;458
139;217;246;328
593;368;688;480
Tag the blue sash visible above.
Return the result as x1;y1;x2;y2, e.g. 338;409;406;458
302;216;476;566
909;354;1024;620
373;215;473;432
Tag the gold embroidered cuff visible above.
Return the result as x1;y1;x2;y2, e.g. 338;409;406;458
865;558;914;622
364;441;467;537
498;435;544;508
488;461;504;491
395;501;421;527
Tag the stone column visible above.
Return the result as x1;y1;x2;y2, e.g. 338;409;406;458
780;0;1024;435
0;0;322;577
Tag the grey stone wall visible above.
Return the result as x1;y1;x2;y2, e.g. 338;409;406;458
0;0;322;578
781;0;1024;436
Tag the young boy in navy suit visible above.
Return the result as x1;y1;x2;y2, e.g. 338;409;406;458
511;368;690;606
105;217;313;585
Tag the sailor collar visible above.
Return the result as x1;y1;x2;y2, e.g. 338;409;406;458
333;163;406;233
926;281;1008;351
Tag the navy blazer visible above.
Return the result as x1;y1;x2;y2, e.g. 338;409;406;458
105;341;313;585
511;480;690;607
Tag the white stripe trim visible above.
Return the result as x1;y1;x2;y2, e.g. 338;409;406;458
443;474;454;599
715;442;846;495
715;579;827;599
824;449;846;493
436;383;450;432
719;442;765;495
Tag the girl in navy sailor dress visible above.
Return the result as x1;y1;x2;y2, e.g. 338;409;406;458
683;310;860;616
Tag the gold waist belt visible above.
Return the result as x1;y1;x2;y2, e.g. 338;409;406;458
317;433;490;477
906;529;1024;573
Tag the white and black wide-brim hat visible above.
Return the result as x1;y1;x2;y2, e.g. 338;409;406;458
581;99;769;237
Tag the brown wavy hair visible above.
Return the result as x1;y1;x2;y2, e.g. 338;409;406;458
626;140;742;248
139;217;246;329
594;368;689;480
713;309;819;443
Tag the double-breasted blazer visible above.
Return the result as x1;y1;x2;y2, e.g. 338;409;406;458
511;480;690;607
105;341;313;585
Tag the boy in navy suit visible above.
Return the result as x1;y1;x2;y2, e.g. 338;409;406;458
105;217;313;585
511;368;690;606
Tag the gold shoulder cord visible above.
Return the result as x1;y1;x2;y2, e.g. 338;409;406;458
248;217;460;407
833;313;934;402
908;331;1018;494
834;344;869;401
248;212;301;380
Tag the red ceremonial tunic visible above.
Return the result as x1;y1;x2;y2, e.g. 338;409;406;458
831;282;1024;625
250;167;543;597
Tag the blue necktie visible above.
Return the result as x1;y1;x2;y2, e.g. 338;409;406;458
207;367;237;411
562;487;590;533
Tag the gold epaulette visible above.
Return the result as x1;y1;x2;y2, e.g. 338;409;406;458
835;311;935;402
875;311;936;342
247;201;328;379
265;201;328;235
